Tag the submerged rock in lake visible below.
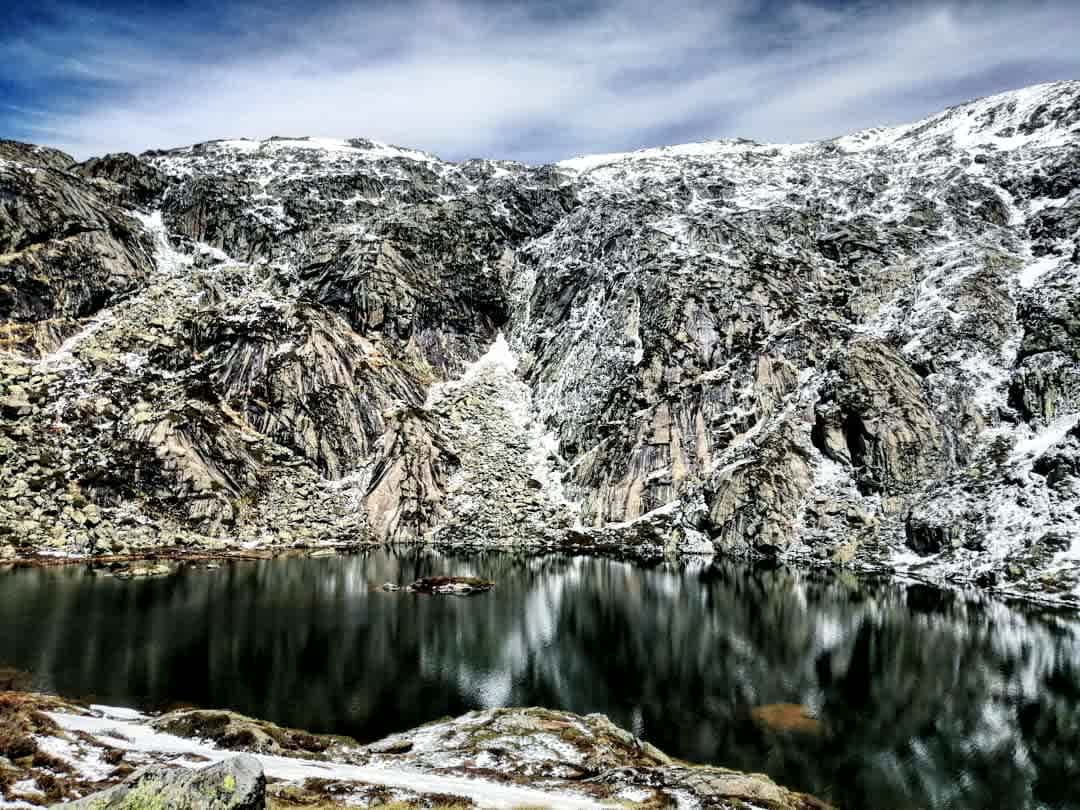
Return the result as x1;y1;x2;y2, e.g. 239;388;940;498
2;691;832;809
110;562;173;579
750;704;824;736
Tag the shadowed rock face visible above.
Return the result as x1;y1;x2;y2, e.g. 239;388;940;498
0;143;154;356
76;152;169;209
813;338;948;496
2;82;1080;600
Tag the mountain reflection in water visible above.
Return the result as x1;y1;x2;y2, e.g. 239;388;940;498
1;550;1078;809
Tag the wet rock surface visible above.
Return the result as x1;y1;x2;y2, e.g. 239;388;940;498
2;82;1080;601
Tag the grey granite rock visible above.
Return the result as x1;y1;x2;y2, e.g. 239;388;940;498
59;755;265;810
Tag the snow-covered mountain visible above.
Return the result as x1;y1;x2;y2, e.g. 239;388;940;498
1;80;1079;604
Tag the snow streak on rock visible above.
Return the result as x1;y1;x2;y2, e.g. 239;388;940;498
424;333;579;547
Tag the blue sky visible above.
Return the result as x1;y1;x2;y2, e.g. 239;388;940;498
3;0;1078;162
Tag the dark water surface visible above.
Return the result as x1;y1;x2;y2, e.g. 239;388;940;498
2;551;1079;809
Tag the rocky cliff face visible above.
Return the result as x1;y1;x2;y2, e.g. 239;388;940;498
1;82;1079;603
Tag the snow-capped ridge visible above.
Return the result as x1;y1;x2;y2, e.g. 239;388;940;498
135;80;1080;183
152;135;440;164
560;80;1080;174
556;137;794;172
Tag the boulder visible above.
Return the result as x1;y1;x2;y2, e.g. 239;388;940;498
151;709;361;760
404;575;495;595
905;512;962;555
814;340;947;495
76;152;168;209
57;755;265;810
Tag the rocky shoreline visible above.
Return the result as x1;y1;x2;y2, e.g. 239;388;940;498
0;692;830;809
4;542;1078;618
3;541;1074;614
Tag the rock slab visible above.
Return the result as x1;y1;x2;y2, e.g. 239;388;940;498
59;755;265;810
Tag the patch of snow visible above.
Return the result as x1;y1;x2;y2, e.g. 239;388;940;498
476;332;518;373
1009;413;1078;463
0;781;44;808
960;350;1014;411
46;710;609;809
605;499;681;531
426;333;517;408
557;138;810;173
36;315;112;371
91;704;145;721
1017;254;1060;289
210;136;438;164
34;732;114;782
813;456;853;491
216;139;261;153
832;123;916;153
133;209;194;277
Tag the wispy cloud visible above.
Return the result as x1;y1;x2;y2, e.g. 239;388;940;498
2;0;1078;162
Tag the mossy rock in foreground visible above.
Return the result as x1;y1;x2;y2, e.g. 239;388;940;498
58;755;265;810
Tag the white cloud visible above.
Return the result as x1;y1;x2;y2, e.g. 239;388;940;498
7;0;1080;162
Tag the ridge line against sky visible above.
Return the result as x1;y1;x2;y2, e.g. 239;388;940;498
2;0;1079;163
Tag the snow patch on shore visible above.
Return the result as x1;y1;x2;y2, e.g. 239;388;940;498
45;709;609;809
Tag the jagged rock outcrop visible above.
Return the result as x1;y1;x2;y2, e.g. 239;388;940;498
364;406;457;542
1010;350;1080;421
0;143;153;356
0;140;75;171
707;428;814;553
813;339;948;497
76;151;169;209
188;301;428;478
2;82;1080;602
